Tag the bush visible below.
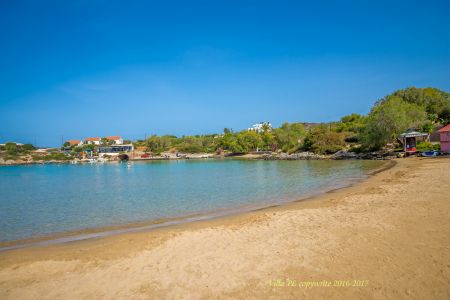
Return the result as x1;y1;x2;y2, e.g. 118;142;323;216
344;134;359;143
5;143;18;155
303;125;346;154
33;152;71;161
416;141;434;152
22;144;36;151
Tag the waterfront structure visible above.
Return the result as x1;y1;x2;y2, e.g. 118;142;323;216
84;137;101;145
106;136;123;145
97;144;134;157
399;129;428;153
438;124;450;153
248;122;272;133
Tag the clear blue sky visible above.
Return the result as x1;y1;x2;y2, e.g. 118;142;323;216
1;0;449;146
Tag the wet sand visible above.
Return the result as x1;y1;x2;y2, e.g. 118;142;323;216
0;158;449;299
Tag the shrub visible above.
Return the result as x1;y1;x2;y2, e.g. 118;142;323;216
303;125;346;154
22;144;36;151
5;143;18;155
416;141;434;152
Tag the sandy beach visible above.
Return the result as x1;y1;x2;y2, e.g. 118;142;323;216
0;158;449;299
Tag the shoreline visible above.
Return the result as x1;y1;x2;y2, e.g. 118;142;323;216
0;160;393;252
0;150;400;166
1;157;449;299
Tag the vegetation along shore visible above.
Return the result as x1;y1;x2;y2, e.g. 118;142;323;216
1;87;449;165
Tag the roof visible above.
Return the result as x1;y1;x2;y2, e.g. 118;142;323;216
438;124;450;133
85;137;100;141
399;131;428;138
67;140;81;145
106;136;122;140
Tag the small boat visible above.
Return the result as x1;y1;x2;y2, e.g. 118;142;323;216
421;150;440;157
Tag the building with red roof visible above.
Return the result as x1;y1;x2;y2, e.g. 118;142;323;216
438;124;450;153
84;137;101;145
67;140;82;146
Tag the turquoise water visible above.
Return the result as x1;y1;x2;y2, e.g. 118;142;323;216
0;159;383;242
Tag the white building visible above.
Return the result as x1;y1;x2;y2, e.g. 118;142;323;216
106;136;124;145
248;122;272;133
84;137;101;145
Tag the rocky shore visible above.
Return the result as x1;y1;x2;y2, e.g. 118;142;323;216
260;150;399;161
0;151;402;166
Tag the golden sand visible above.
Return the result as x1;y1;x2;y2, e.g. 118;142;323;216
0;158;449;299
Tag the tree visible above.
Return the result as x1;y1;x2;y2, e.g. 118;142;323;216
336;114;367;133
218;132;244;153
360;96;427;150
273;122;306;153
5;142;18;155
440;106;450;125
82;144;95;151
236;130;263;152
22;144;35;151
389;87;450;123
303;125;345;154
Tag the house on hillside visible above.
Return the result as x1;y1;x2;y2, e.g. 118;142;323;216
67;140;83;147
106;136;123;145
84;137;101;145
438;124;450;153
248;122;272;133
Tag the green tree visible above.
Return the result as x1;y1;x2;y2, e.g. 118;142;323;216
336;113;367;133
303;125;345;154
390;87;450;123
101;138;109;146
236;130;263;152
360;96;427;150
440;106;450;125
22;144;35;151
218;132;244;153
82;144;95;151
273;122;306;153
5;142;18;155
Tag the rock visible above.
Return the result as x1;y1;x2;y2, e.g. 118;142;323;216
332;150;358;160
263;152;328;160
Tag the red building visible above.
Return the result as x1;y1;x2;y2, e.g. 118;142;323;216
438;124;450;153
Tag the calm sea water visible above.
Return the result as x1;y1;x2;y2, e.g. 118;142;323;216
0;159;384;242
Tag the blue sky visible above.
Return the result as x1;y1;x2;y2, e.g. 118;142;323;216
1;0;449;146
